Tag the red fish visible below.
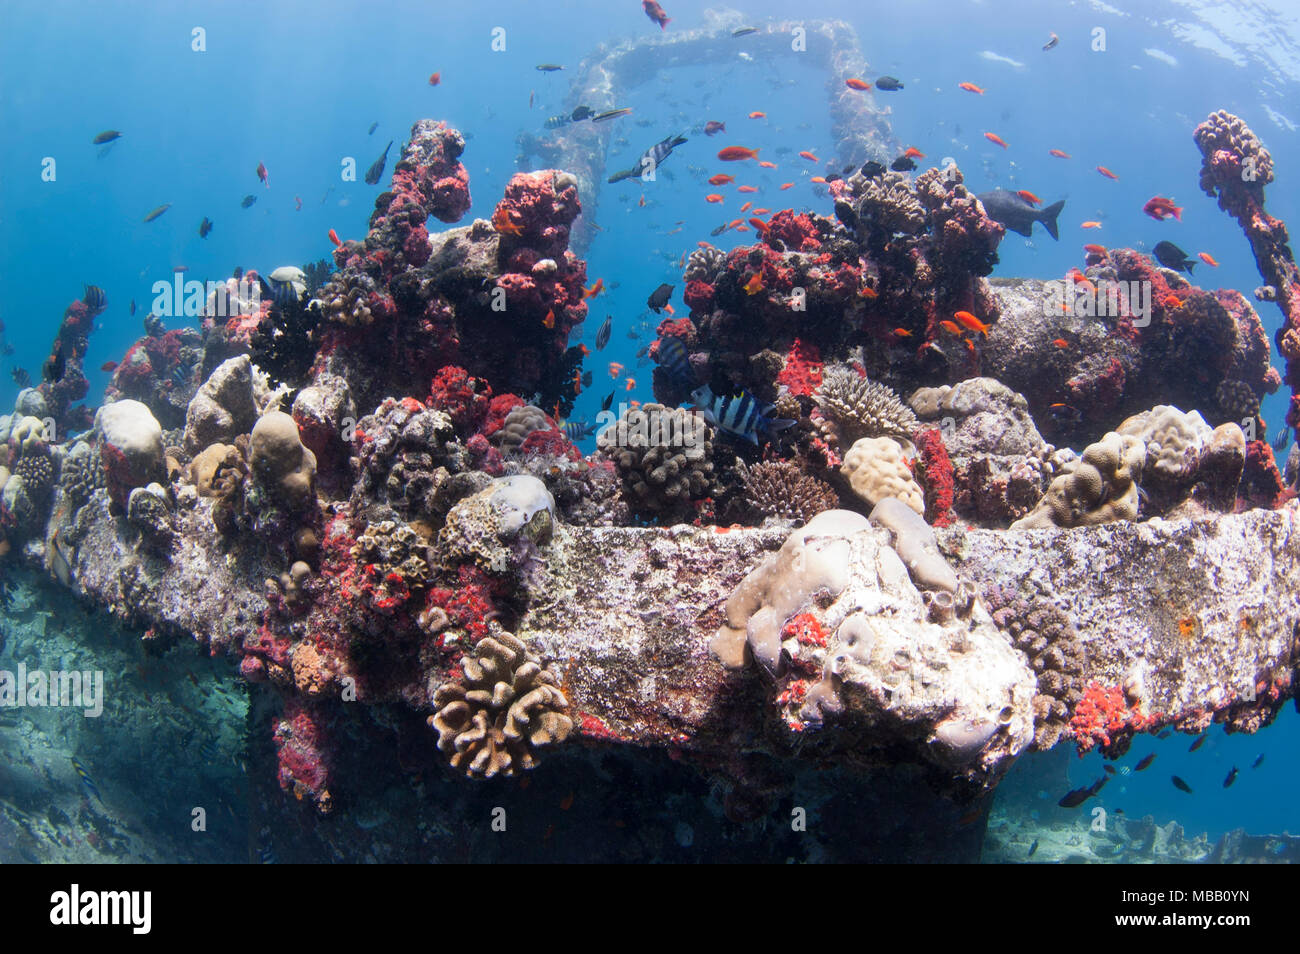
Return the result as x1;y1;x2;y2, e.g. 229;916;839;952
753;208;770;215
748;217;768;233
728;218;744;229
1096;166;1119;180
328;228;342;247
1052;338;1069;348
708;174;735;185
1017;190;1042;205
748;111;766;119
1083;243;1107;255
642;0;670;30
860;287;878;299
984;132;1008;149
737;184;758;193
1143;196;1183;221
758;160;777;169
1049;149;1071;158
903;147;925;159
958;82;984;94
256;162;269;187
705;193;725;203
638;194;646;207
1198;251;1219;267
810;176;826;184
428;71;441;86
542;309;555;329
891;327;910;336
625;377;637;390
798;150;819;162
939;320;963;335
779;182;794;190
845;78;871;90
718;146;760;161
100;361;118;373
744;274;764;295
739;201;752;212
704;120;726;136
1081;221;1102;229
609;362;623;378
584;278;604;299
733;225;750;232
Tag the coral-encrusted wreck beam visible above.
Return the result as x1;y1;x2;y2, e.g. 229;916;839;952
1193;110;1300;442
517;10;894;253
53;493;1299;793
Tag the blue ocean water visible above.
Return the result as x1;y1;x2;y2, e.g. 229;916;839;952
1;0;1297;859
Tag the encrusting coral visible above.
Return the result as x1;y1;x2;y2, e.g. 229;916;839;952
429;630;573;778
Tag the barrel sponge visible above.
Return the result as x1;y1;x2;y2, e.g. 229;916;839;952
710;509;870;671
840;436;924;514
250;410;317;511
1116;405;1211;482
1012;431;1145;528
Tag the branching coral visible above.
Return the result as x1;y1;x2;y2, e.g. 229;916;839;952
817;364;918;445
855;171;927;235
429;630;573;778
737;459;839;524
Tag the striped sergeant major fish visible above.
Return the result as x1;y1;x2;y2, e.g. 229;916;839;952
691;384;795;445
655;336;693;386
608;132;688;183
562;420;596;441
71;756;104;804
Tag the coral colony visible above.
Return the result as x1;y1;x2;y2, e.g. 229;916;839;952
2;15;1299;862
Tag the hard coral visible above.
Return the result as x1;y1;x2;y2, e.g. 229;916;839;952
737;459;839;524
596;403;719;522
817;364;918;445
429;630;573;779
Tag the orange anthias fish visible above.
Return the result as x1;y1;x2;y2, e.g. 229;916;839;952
939;320;963;335
733;225;751;232
257;162;269;187
706;193;725;204
542;309;555;330
1143;196;1183;221
328;228;342;247
758;161;778;169
860;287;878;299
810;176;827;184
708;174;735;185
1081;221;1102;229
891;327;911;337
984;132;1008;149
728;218;744;228
1096;166;1119;180
780;182;794;190
740;201;752;212
608;362;624;379
1049;149;1071;158
638;194;646;207
1017;190;1042;205
1052;338;1069;348
642;0;670;30
954;310;991;336
1083;243;1107;255
958;82;985;94
492;207;524;236
903;147;925;159
744;274;764;295
1198;251;1220;267
845;78;871;90
737;185;758;193
625;377;637;390
798;150;819;161
717;146;759;161
749;111;766;119
428;71;441;86
753;208;770;215
584;278;604;299
748;217;769;233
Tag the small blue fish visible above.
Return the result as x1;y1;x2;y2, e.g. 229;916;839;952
71;756;103;804
691;384;795;445
595;315;613;351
